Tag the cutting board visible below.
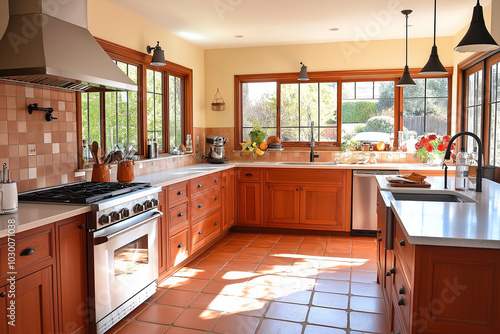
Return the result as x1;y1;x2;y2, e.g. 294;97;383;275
388;181;431;188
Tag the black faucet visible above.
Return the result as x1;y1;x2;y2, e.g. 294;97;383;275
442;162;448;189
310;121;319;162
444;131;483;192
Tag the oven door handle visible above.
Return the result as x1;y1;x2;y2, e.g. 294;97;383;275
93;211;163;246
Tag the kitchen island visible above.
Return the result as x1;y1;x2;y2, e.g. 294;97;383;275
375;175;500;334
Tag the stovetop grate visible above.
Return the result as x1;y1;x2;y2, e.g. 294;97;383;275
18;181;152;204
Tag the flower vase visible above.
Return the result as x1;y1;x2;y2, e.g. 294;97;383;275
427;151;444;166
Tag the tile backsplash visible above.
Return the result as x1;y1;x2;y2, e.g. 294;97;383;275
0;81;82;192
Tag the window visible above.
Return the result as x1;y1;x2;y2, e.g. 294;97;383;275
146;69;163;150
341;81;394;143
465;65;483;151
78;38;193;165
489;61;500;166
169;75;183;149
236;70;452;149
403;78;449;138
105;61;139;150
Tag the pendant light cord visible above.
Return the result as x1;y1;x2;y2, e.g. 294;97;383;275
433;0;437;46
405;13;409;67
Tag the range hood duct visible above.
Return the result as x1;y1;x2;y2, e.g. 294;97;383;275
0;0;137;92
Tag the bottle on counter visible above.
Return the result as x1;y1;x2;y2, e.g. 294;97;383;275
152;138;158;158
146;138;152;159
468;146;481;188
186;134;193;153
82;139;90;168
455;147;469;191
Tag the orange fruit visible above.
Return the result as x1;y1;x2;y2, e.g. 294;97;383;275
376;142;385;151
259;141;268;150
267;136;281;144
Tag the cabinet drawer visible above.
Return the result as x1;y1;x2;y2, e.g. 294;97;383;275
168;182;189;208
169;202;189;232
394;222;415;280
266;169;345;184
190;187;221;220
191;172;221;196
393;254;411;333
169;229;189;267
0;227;53;276
191;211;221;252
237;168;262;181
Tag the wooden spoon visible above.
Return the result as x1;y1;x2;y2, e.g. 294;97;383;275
91;141;99;163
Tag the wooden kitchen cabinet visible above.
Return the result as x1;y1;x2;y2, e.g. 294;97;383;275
0;266;56;334
222;169;235;231
264;169;350;231
158;188;169;275
55;215;88;334
236;168;263;227
380;212;500;333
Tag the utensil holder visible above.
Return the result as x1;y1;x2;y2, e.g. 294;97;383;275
117;161;135;183
91;163;111;182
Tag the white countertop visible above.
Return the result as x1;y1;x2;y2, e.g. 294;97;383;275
0;162;455;240
376;175;500;249
0;203;90;238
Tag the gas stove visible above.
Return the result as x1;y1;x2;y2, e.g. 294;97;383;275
18;181;152;204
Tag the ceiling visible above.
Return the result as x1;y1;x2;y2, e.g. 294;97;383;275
105;0;490;49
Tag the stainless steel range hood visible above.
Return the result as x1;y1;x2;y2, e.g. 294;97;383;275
0;0;137;92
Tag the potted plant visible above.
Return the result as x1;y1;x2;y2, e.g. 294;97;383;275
415;134;456;165
249;125;266;144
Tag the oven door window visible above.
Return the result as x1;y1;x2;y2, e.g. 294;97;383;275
114;235;149;282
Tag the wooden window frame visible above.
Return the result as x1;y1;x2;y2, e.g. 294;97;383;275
76;38;193;166
457;50;500;177
234;69;453;150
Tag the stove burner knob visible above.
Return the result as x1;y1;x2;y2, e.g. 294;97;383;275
120;208;130;218
110;211;121;222
151;198;159;207
134;203;145;213
98;214;111;225
144;200;153;209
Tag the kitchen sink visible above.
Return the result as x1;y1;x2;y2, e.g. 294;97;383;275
392;193;473;203
276;162;338;165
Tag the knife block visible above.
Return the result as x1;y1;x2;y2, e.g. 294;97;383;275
117;161;134;183
91;163;111;182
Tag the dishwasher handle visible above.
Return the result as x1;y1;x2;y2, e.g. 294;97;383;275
353;170;399;176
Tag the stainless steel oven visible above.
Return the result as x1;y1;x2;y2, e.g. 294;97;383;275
90;209;161;333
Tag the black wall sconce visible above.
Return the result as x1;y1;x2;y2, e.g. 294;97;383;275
147;41;166;66
28;103;57;122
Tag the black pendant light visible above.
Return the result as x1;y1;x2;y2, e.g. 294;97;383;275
455;0;499;53
397;10;416;87
420;0;447;75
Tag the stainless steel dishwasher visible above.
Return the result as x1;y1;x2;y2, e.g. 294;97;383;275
352;169;399;234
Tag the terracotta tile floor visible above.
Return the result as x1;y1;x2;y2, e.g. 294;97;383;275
110;233;388;334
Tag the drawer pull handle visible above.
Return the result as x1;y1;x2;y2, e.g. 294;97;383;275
198;204;203;208
222;186;225;189
214;197;218;201
178;243;183;248
198;230;203;235
377;229;382;233
178;212;184;217
398;298;405;306
20;247;35;256
400;239;406;246
396;332;401;334
177;191;183;195
399;286;405;295
378;237;382;242
79;224;85;229
386;267;396;276
214;178;219;182
198;184;202;188
214;222;218;226
0;292;5;298
245;173;253;177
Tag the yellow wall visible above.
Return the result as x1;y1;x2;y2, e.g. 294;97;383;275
204;36;455;128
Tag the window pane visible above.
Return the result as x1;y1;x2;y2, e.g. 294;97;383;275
299;83;319;136
425;98;448;135
104;62;139;151
403;79;425;98
341;81;394;144
81;93;101;147
281;128;299;142
169;75;183;149
426;78;448;97
466;70;483;151
319;82;337;142
147;69;163;150
242;82;277;141
342;82;354;99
